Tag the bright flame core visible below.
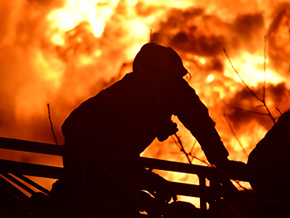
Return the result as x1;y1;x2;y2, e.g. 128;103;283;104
47;0;118;40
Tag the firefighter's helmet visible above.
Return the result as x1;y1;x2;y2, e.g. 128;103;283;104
133;43;188;77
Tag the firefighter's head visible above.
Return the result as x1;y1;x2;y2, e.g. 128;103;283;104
133;43;188;78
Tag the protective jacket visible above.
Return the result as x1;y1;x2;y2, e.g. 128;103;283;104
62;71;228;165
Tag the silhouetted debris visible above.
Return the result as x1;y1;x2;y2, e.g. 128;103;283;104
0;174;31;218
1;136;289;217
248;110;290;217
165;201;209;218
248;110;290;198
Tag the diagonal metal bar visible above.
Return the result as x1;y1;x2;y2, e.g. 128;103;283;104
0;159;64;179
0;137;63;156
13;174;50;194
0;172;36;195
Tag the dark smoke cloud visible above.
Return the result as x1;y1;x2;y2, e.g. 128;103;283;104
222;82;290;132
150;6;266;88
169;31;225;56
266;83;290;112
153;7;265;56
267;4;290;76
204;57;224;72
152;7;226;56
231;13;265;53
233;13;264;40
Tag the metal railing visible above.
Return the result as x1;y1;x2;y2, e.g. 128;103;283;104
0;137;255;217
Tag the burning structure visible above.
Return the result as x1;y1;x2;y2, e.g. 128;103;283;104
0;0;290;216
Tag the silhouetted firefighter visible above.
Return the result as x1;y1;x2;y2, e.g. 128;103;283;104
61;43;237;217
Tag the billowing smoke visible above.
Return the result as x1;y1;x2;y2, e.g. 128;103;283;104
222;82;290;130
268;4;290;76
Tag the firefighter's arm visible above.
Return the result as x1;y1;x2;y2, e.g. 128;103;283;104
173;79;229;166
184;112;229;166
177;96;247;174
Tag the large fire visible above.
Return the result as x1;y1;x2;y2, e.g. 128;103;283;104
1;0;290;205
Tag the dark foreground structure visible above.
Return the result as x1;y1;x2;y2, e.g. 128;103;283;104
0;135;289;217
60;43;246;217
